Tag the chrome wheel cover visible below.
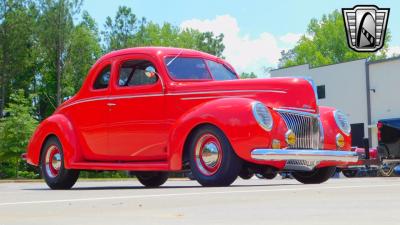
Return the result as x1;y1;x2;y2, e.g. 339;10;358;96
45;145;61;178
194;134;223;176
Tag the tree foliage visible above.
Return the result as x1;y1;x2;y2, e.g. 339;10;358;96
36;0;82;117
0;0;38;117
240;72;257;79
0;90;37;161
0;1;225;178
279;10;390;68
102;6;225;57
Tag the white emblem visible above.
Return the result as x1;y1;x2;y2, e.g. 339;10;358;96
342;5;389;52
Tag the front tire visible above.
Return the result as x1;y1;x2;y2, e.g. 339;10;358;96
292;167;336;184
40;136;79;189
136;172;168;187
189;125;242;187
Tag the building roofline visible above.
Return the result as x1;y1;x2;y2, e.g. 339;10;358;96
270;63;310;72
367;55;400;65
308;58;367;69
272;58;367;72
273;55;400;72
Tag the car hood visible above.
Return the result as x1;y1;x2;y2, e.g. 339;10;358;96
167;77;318;113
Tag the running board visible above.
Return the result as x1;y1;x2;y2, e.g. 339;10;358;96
68;161;170;171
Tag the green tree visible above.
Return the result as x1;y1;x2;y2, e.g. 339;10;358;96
240;72;257;79
279;10;390;68
0;0;38;117
0;90;37;161
102;6;225;57
102;6;139;51
63;11;102;96
37;0;82;113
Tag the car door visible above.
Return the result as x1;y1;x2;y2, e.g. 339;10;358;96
67;61;112;161
107;54;168;161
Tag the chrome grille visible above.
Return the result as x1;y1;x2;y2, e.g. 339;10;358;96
277;110;321;149
284;160;318;171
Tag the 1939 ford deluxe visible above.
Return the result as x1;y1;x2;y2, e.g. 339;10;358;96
25;47;358;189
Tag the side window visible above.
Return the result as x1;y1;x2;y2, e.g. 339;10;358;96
118;60;158;87
165;57;211;80
93;65;111;89
206;60;237;80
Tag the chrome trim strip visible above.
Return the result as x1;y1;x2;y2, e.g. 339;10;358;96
111;93;164;100
60;89;286;110
251;149;358;162
278;106;316;113
319;119;324;149
60;94;164;109
274;108;318;117
167;89;287;96
181;95;255;100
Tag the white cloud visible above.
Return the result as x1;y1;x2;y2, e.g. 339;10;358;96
279;33;302;45
180;15;301;77
387;46;400;57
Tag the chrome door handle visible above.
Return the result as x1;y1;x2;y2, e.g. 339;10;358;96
107;103;117;107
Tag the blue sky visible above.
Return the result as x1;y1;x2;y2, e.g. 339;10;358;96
82;0;400;75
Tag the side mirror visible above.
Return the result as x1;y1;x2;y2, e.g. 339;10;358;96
144;66;165;92
144;66;156;78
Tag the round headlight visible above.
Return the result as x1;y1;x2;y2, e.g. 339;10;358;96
333;110;351;135
252;102;273;131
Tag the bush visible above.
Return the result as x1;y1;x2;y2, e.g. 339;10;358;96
0;90;38;179
17;170;40;179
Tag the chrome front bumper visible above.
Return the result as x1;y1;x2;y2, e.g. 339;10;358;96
251;149;359;163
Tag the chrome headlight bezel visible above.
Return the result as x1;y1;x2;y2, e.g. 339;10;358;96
333;110;351;135
252;102;273;131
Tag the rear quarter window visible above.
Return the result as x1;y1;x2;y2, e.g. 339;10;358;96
93;65;111;89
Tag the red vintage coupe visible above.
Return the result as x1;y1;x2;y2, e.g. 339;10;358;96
25;47;358;189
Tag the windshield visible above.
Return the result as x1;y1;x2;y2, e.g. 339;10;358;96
165;57;238;81
205;60;237;80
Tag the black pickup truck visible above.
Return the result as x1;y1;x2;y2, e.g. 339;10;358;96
377;118;400;176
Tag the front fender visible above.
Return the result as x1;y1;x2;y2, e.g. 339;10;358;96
168;97;270;170
26;114;82;168
319;106;352;150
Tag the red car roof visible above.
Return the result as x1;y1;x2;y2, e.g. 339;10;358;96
99;47;219;61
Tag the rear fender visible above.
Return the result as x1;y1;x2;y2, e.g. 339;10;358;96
26;114;82;168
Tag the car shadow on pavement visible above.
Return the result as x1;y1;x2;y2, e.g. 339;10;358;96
22;183;301;191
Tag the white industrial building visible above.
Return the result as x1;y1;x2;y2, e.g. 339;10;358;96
270;57;400;148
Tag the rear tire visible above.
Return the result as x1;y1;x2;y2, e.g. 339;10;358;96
40;136;79;190
239;168;254;180
189;125;242;187
292;167;336;184
136;172;168;187
342;169;358;178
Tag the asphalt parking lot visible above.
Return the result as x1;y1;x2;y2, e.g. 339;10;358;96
1;176;400;225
